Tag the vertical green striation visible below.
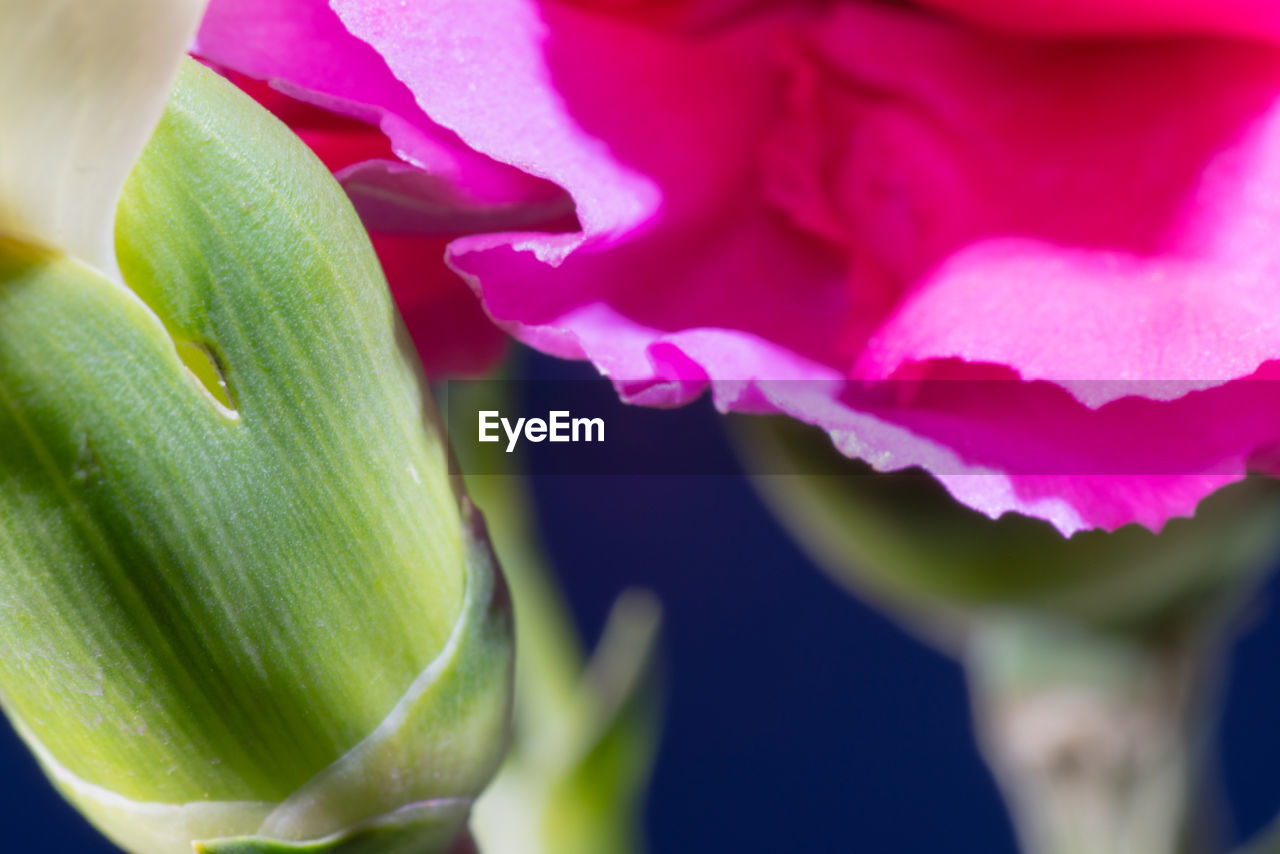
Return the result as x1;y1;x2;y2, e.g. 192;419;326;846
0;60;512;854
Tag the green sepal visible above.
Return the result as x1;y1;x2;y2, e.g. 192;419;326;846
738;416;1280;637
195;801;468;854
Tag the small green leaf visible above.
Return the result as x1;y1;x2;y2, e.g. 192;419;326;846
738;416;1280;637
543;591;663;854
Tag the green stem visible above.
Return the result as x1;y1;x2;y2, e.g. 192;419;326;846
967;615;1222;854
1239;819;1280;854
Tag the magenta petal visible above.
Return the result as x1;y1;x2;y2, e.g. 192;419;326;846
195;0;560;213
420;0;849;390
745;369;1257;534
918;0;1280;42
330;0;665;249
816;7;1280;406
338;160;574;236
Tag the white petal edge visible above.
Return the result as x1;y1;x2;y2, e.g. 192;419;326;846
0;0;209;279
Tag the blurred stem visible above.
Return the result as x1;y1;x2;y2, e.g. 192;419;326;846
448;366;584;753
968;614;1222;854
732;417;1280;854
1239;817;1280;854
445;364;661;854
465;470;583;736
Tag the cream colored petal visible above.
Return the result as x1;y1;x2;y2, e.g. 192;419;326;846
0;0;207;278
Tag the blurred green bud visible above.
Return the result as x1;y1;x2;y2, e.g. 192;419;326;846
0;56;511;854
738;417;1280;854
473;586;661;854
738;416;1280;639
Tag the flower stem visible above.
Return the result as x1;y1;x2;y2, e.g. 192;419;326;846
967;614;1223;854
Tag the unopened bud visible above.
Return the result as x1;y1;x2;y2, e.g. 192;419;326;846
0;59;512;854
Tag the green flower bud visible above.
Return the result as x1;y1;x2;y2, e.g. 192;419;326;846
0;56;511;854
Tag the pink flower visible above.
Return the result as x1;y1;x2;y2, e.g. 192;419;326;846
196;1;1280;534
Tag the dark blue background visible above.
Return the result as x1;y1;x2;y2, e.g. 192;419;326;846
5;348;1280;852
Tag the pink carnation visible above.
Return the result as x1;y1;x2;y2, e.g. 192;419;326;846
197;1;1280;534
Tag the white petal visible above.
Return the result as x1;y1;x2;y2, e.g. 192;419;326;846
0;0;207;278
